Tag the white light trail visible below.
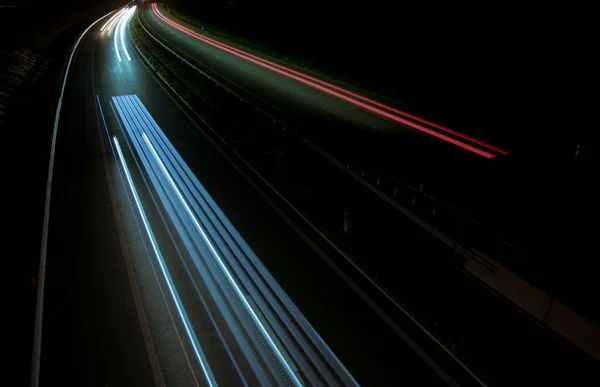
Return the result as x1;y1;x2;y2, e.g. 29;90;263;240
112;135;217;387
120;6;136;61
101;7;126;32
112;6;136;62
141;131;304;387
113;9;122;62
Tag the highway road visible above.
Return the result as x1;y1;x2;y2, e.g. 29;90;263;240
35;3;472;386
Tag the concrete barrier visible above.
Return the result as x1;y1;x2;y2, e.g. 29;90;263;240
465;249;600;361
544;301;600;361
465;251;553;321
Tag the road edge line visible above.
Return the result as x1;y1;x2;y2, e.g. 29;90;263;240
30;9;117;387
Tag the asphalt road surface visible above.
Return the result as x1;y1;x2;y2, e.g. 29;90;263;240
37;4;470;386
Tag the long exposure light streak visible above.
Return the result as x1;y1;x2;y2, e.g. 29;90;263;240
112;135;217;387
151;3;507;158
113;10;122;62
113;6;136;62
101;7;126;32
121;7;136;61
142;132;304;387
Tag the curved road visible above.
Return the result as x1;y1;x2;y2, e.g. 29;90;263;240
36;3;473;386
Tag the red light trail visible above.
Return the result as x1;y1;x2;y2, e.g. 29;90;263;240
151;3;507;159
